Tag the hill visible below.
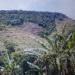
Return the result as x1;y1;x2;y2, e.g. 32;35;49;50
0;10;75;52
0;10;75;36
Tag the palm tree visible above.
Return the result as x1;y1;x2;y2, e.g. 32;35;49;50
39;29;75;75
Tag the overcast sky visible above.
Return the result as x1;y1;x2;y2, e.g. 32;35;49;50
0;0;75;19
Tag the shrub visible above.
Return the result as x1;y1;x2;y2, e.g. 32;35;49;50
0;24;6;31
4;41;16;53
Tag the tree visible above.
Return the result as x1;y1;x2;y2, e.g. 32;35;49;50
39;29;75;75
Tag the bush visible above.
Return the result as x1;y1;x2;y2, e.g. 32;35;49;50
0;24;6;31
4;41;16;53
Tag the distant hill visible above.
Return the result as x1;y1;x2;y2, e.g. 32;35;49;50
0;10;75;51
0;10;75;37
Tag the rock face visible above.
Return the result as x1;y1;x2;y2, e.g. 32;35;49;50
0;10;75;36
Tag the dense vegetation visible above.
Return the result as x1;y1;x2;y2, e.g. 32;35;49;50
0;10;68;36
0;10;75;75
0;27;75;75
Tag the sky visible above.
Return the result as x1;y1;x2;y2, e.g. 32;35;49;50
0;0;75;19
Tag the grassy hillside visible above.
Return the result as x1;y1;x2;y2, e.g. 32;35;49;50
0;25;47;52
0;10;75;51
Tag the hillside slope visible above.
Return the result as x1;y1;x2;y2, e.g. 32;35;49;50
0;10;75;52
0;10;75;36
0;25;47;52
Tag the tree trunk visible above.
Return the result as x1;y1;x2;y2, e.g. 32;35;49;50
45;60;50;75
60;63;66;75
56;57;61;75
66;58;74;75
53;58;59;75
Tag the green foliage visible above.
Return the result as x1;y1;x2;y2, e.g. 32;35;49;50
0;30;75;75
0;50;23;75
0;24;6;31
4;41;16;53
0;10;67;36
39;30;75;75
67;31;75;49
